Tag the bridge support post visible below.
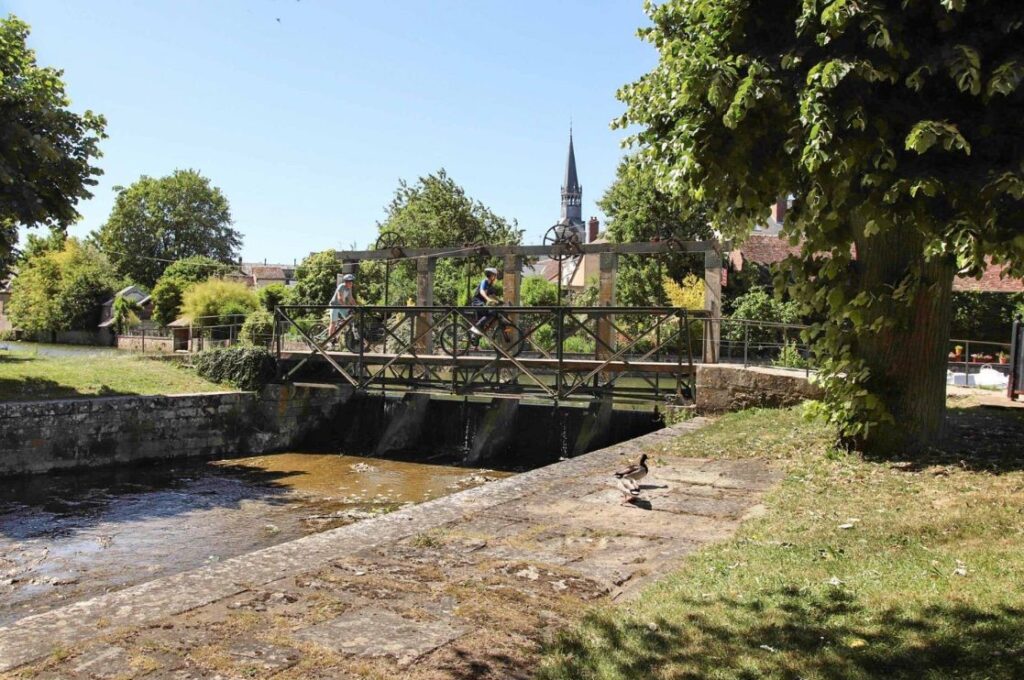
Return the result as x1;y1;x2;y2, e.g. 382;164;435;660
572;396;614;456
597;252;617;361
465;398;519;466
703;248;722;363
415;257;436;354
503;254;522;305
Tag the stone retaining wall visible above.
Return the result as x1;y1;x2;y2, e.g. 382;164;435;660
696;364;822;412
0;384;353;476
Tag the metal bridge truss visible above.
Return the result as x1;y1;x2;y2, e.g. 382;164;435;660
273;305;705;404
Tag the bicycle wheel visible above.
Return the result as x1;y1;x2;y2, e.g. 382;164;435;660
437;321;472;357
494;322;524;357
307;322;327;344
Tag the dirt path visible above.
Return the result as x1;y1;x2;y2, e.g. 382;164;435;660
2;418;781;679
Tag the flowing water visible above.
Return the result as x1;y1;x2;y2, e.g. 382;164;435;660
0;452;510;627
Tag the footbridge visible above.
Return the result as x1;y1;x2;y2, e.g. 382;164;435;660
274;234;726;404
274;304;712;404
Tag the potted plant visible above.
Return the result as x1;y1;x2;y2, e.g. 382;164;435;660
952;344;964;360
971;352;985;363
998;351;1010;364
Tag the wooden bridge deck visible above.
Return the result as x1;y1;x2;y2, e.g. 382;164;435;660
278;350;696;375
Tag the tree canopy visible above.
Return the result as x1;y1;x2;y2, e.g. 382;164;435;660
289;250;342;310
95;169;241;288
599;155;711;306
0;15;107;278
363;170;522;306
7;238;119;333
618;0;1024;451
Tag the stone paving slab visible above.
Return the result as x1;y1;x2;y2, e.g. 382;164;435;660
294;608;469;667
0;416;785;678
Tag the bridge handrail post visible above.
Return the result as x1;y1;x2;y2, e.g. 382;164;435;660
556;308;565;399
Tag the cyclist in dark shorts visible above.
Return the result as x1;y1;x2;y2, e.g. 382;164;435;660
468;267;499;347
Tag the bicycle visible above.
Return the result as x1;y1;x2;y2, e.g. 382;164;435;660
308;311;386;353
437;302;524;357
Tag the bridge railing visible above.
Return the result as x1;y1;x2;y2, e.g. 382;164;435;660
272;304;710;402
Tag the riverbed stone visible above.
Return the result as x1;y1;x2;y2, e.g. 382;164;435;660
225;641;300;673
293;608;468;665
69;644;128;678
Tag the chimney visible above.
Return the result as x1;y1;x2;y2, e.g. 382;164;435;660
588;216;599;243
771;197;787;225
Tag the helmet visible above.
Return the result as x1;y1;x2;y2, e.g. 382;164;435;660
342;274;356;282
484;267;498;276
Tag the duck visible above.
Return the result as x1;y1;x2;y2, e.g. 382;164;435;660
614;453;649;485
614;475;641;505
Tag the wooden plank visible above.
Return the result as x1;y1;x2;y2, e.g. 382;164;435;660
703;248;722;364
329;240;724;262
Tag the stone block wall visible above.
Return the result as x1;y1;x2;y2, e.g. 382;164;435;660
0;384;352;476
696;364;822;412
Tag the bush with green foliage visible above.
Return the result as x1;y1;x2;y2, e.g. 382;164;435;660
773;339;810;370
150;256;235;325
8;238;120;333
727;287;802;344
950;291;1023;343
180;279;257;326
257;283;289;313
521;276;558;307
239;309;275;347
194;346;276;391
111;294;141;334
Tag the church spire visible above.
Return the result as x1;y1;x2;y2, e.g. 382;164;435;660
560;129;583;230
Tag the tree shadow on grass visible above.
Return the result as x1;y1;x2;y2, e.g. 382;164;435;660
863;405;1024;474
0;376;141;402
538;587;1024;679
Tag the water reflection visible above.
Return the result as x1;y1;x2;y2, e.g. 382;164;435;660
0;452;508;627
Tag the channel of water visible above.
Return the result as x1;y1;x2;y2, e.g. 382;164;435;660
0;451;509;627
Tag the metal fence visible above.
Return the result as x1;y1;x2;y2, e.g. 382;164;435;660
272;304;706;403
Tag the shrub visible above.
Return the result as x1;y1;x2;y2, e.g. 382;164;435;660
521;276;558;306
663;274;705;310
773;339;810;370
257;283;289;313
239;309;275;347
180;279;257;326
150;256;236;325
726;286;802;343
194;346;276;391
563;335;596;354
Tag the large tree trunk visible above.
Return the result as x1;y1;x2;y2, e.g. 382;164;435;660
854;230;956;454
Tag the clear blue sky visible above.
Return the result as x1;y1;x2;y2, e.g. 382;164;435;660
6;0;657;264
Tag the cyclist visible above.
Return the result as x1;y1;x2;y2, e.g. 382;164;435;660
468;267;500;347
327;273;359;345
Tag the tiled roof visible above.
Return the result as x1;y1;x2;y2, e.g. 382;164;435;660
954;262;1024;293
732;235;1023;293
248;265;294;281
729;234;801;270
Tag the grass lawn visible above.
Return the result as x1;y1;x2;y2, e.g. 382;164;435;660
538;401;1024;679
0;351;226;401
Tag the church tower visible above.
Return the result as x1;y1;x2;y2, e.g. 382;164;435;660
559;129;585;241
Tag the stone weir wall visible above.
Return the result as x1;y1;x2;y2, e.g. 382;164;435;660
0;384;353;476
